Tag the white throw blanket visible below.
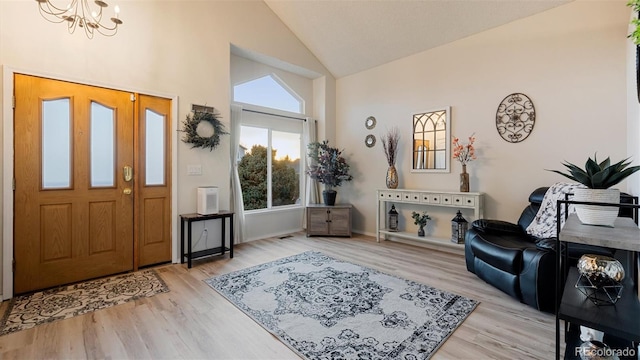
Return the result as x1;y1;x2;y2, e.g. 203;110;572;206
525;182;585;239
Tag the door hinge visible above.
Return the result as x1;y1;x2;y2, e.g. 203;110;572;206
12;259;15;273
130;93;136;102
12;95;16;109
12;178;15;191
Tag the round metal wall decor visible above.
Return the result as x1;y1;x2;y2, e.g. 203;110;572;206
365;116;376;130
365;134;376;148
496;93;535;143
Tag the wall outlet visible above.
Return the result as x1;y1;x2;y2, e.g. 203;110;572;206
187;165;202;175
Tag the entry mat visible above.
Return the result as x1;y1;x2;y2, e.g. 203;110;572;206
0;270;169;336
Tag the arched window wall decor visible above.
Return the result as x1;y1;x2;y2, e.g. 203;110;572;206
412;107;450;173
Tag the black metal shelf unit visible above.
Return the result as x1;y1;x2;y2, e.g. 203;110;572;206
554;199;640;360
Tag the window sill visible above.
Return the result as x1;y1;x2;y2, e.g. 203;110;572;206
245;205;303;215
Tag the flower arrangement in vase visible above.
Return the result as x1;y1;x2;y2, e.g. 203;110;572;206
411;211;431;237
382;127;400;189
307;140;353;205
548;154;640;226
452;134;477;192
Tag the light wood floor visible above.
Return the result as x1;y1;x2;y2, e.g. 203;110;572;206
0;233;561;359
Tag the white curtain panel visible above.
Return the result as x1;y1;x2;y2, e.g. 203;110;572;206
230;104;246;244
303;118;319;228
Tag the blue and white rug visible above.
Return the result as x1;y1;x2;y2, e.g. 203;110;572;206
205;251;478;359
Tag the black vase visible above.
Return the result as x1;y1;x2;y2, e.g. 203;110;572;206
323;190;337;206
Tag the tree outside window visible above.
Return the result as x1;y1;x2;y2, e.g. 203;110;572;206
238;126;301;211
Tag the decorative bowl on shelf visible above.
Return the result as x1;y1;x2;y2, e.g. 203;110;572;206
577;254;625;286
576;254;625;305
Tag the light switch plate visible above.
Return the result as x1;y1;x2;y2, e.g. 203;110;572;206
187;165;202;176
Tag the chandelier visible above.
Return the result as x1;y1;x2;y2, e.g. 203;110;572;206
36;0;123;39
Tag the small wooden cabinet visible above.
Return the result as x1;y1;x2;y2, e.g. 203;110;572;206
306;204;352;237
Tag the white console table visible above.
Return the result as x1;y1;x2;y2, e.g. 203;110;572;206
376;189;484;252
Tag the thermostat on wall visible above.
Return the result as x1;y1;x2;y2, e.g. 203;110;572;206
197;186;219;215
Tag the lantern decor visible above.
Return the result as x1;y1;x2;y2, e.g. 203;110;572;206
451;210;468;244
388;204;399;232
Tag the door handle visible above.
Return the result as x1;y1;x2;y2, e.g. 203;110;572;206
123;188;132;195
123;165;133;182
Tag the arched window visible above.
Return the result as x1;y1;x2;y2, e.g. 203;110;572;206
233;74;304;114
234;74;305;212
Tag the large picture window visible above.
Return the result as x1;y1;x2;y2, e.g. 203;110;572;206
238;118;302;211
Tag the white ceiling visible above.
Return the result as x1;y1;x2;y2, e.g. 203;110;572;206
264;0;572;78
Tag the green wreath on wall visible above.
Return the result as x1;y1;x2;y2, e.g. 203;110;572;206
180;110;229;151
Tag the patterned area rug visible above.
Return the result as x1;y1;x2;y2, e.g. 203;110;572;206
205;251;478;359
0;270;168;336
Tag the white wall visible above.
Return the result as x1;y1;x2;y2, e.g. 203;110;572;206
0;0;335;294
627;10;640;198
336;1;633;238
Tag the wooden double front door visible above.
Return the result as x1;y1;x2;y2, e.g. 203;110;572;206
13;74;172;294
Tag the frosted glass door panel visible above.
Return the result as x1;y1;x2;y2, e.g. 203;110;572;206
90;102;115;187
42;98;71;189
145;109;165;186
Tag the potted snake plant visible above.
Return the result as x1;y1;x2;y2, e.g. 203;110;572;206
548;154;640;226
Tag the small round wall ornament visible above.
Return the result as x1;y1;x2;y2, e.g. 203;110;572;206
180;109;229;151
365;134;376;148
365;116;376;130
496;93;535;143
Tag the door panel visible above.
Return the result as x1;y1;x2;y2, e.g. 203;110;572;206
137;94;172;267
14;74;134;294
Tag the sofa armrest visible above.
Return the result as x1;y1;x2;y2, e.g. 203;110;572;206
472;219;523;235
520;247;556;313
535;238;557;252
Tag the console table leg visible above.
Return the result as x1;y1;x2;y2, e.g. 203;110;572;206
187;220;193;269
221;216;226;256
230;214;234;258
180;218;184;264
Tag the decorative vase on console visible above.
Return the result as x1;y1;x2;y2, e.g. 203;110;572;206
452;134;476;193
460;164;470;193
382;127;400;189
386;166;398;189
548;154;640;227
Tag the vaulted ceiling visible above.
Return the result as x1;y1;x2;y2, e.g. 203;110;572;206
264;0;572;78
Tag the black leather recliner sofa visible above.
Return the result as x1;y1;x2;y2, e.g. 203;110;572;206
465;187;630;313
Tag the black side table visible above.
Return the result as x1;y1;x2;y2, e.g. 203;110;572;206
180;211;234;268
